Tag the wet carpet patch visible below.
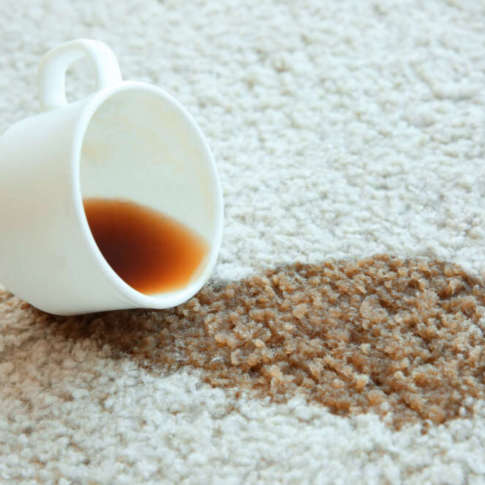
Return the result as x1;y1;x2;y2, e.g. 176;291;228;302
2;255;485;429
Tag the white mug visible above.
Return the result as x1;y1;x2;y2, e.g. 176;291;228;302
0;39;223;315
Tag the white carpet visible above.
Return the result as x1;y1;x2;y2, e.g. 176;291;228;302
1;0;485;483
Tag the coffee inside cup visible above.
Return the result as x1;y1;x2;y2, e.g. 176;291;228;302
83;197;207;294
79;88;217;296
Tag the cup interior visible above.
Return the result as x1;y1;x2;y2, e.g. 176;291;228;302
78;85;222;301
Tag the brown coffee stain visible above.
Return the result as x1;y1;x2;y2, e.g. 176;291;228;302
2;255;485;429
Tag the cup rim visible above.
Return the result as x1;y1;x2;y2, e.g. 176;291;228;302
71;81;224;309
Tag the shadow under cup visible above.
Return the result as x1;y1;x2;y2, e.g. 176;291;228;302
78;86;222;301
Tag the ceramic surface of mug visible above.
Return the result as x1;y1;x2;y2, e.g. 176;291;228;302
0;39;223;315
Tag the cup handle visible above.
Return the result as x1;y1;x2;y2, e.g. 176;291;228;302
38;39;122;111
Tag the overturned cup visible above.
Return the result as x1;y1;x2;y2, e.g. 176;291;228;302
0;39;223;315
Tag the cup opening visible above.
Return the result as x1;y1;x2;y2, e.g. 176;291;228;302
78;85;221;303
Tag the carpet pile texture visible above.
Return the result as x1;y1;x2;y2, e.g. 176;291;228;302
1;1;485;483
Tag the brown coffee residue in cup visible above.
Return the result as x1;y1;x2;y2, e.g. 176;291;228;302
116;255;485;429
83;198;208;294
